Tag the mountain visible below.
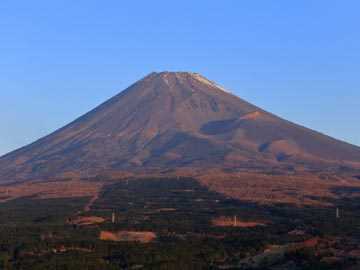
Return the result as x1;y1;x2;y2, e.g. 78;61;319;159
0;72;360;183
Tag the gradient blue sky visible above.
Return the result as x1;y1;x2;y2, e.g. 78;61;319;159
0;1;359;156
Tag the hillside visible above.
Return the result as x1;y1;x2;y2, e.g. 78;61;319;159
0;72;360;183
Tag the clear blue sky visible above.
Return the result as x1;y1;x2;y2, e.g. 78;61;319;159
0;1;359;156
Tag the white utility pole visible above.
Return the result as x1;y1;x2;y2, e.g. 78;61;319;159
112;211;116;224
336;208;340;219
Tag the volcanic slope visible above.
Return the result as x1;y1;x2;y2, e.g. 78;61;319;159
0;72;360;183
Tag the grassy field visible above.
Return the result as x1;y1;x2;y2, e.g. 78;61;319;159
0;177;359;269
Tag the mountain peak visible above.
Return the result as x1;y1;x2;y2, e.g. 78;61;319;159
153;71;197;76
143;71;230;93
0;73;359;183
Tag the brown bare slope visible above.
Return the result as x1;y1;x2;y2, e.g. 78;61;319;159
0;72;359;183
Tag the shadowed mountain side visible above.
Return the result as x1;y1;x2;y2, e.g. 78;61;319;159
0;72;360;183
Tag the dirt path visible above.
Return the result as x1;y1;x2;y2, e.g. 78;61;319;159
219;238;319;269
84;193;99;212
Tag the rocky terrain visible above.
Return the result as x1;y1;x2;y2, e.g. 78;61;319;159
0;72;359;184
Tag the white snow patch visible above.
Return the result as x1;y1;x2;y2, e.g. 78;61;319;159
161;73;170;85
190;73;230;93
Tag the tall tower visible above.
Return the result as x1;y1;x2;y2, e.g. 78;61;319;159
336;208;340;219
